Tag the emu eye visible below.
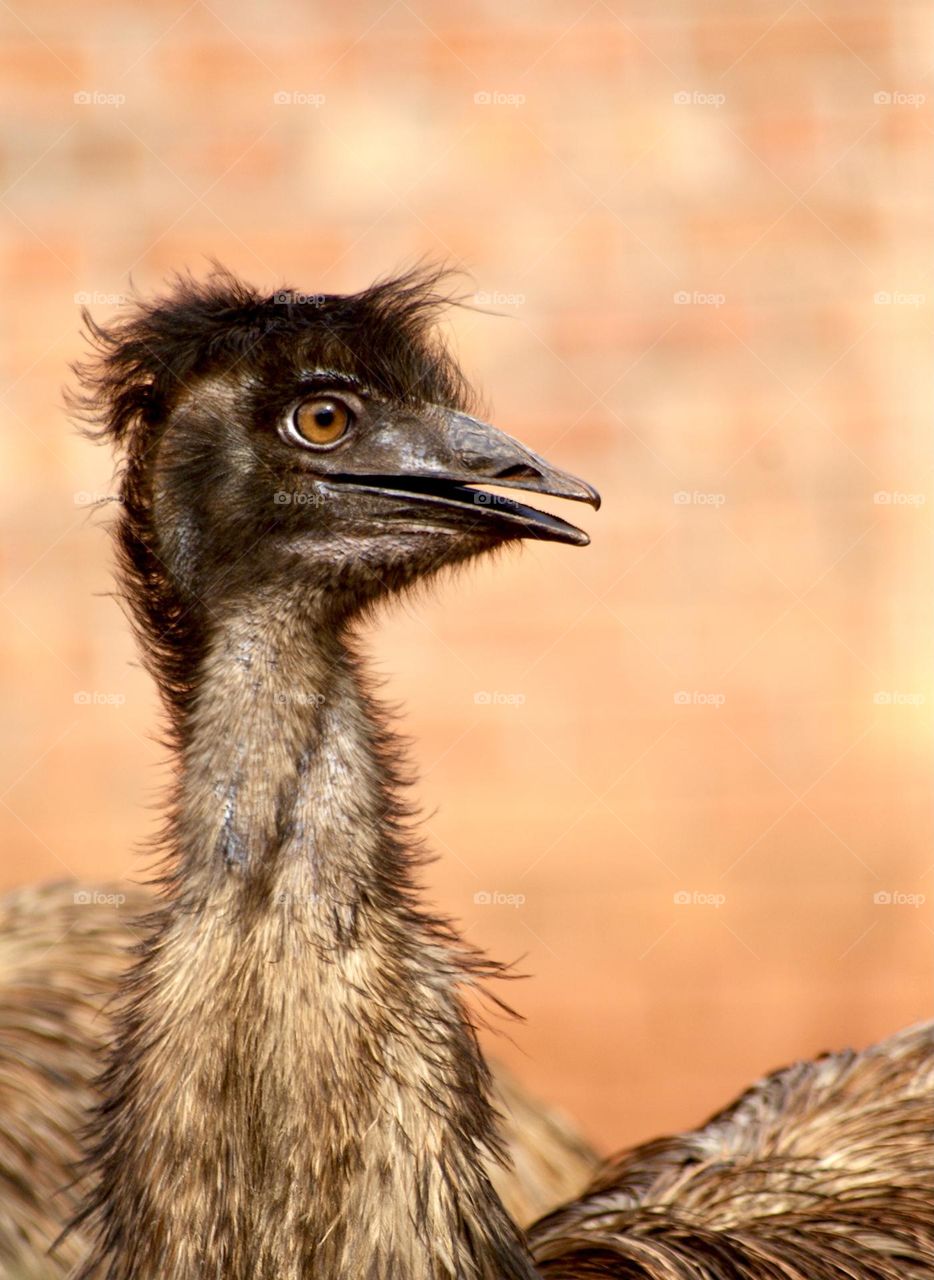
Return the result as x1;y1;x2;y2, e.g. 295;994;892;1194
292;396;353;447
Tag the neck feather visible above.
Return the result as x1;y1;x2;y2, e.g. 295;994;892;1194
74;596;535;1280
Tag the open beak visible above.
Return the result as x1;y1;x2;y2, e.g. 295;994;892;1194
327;409;600;547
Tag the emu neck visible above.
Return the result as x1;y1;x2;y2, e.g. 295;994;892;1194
79;597;535;1280
179;606;391;924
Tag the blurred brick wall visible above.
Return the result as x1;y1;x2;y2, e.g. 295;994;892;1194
0;0;931;1152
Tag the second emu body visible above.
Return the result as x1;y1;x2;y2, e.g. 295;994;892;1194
12;270;934;1278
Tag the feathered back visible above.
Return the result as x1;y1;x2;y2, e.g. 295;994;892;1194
530;1022;934;1278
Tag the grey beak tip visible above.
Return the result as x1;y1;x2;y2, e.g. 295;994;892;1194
573;479;601;512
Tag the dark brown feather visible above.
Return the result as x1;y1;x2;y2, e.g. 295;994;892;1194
531;1023;934;1277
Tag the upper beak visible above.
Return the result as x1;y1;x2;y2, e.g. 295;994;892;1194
328;409;600;547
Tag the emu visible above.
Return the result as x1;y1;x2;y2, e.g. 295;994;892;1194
6;268;934;1278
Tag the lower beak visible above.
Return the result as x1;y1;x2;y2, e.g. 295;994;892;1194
328;411;600;547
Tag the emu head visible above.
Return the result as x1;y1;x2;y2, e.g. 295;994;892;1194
75;267;598;709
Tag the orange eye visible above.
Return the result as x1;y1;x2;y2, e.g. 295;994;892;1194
292;396;353;446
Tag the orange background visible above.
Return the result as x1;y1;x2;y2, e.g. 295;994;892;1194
0;1;931;1154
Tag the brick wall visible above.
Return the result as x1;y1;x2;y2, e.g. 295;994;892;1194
0;0;930;1150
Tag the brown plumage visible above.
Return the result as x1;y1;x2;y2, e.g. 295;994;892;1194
0;884;129;1280
0;882;597;1278
531;1022;934;1278
4;267;932;1278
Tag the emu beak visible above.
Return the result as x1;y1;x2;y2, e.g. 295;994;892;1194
329;409;601;547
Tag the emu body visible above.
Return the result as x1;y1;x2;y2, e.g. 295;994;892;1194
0;891;596;1279
2;268;932;1278
531;1022;934;1278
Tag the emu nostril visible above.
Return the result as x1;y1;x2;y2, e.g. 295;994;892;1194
494;463;541;481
